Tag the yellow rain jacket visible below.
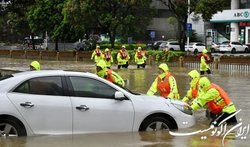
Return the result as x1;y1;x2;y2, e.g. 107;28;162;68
134;47;146;65
191;77;236;114
117;49;130;66
102;49;113;68
91;48;102;63
97;68;125;87
182;70;203;103
200;49;210;72
147;63;179;99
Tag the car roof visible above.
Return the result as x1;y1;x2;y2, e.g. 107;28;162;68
0;70;106;92
12;70;98;79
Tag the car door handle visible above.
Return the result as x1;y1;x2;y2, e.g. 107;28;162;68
76;105;89;111
20;102;34;108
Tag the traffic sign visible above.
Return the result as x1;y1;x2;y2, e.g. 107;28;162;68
186;23;192;31
150;31;155;39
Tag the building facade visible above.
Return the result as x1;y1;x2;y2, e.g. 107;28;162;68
147;1;177;41
210;0;250;44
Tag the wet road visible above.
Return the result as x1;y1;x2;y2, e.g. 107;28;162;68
0;58;250;147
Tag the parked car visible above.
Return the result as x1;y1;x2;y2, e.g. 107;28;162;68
152;40;167;50
210;42;220;53
185;42;206;55
0;70;195;136
219;41;249;54
159;42;180;51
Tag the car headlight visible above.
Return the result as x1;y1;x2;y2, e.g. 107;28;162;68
172;103;193;115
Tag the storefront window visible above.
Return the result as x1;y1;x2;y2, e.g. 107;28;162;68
240;0;250;8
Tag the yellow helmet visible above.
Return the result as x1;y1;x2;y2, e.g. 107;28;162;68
105;48;109;52
96;60;106;69
96;45;100;48
202;48;208;54
122;45;126;48
199;77;211;91
30;61;40;71
158;63;169;72
138;46;142;50
188;70;200;79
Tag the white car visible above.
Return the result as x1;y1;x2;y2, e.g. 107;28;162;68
211;42;220;53
0;70;195;136
159;42;180;51
185;42;206;55
219;41;249;54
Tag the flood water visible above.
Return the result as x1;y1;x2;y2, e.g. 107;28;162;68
0;58;250;147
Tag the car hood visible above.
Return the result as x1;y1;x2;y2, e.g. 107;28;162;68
133;94;185;105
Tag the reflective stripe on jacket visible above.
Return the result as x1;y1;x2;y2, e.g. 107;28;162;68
119;50;128;59
104;52;111;61
96;49;101;56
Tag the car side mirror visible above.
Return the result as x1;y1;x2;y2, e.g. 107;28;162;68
114;91;125;100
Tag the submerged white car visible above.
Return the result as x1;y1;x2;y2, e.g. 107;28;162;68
0;70;195;136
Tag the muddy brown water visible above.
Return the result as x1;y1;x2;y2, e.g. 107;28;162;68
0;58;250;147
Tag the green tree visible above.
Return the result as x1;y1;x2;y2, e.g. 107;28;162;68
0;0;36;43
28;0;69;50
157;0;228;51
63;0;87;40
64;0;154;48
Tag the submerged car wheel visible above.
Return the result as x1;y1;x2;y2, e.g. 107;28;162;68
245;48;249;53
0;118;26;137
140;116;176;131
231;48;236;54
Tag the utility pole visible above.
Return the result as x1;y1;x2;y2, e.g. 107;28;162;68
186;0;191;52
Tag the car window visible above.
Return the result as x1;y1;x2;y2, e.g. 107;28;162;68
13;76;63;96
169;42;177;45
232;42;241;45
69;77;117;99
222;42;229;45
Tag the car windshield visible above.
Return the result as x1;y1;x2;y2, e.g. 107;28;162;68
117;84;140;95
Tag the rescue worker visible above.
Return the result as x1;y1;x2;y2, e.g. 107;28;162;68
30;61;41;71
147;63;179;99
102;48;113;69
190;77;237;127
96;60;125;87
198;49;211;75
134;46;146;68
182;70;202;103
91;45;102;63
117;45;130;69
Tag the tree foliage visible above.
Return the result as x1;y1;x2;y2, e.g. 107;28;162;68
0;0;36;42
195;0;228;20
28;0;71;50
64;0;154;48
